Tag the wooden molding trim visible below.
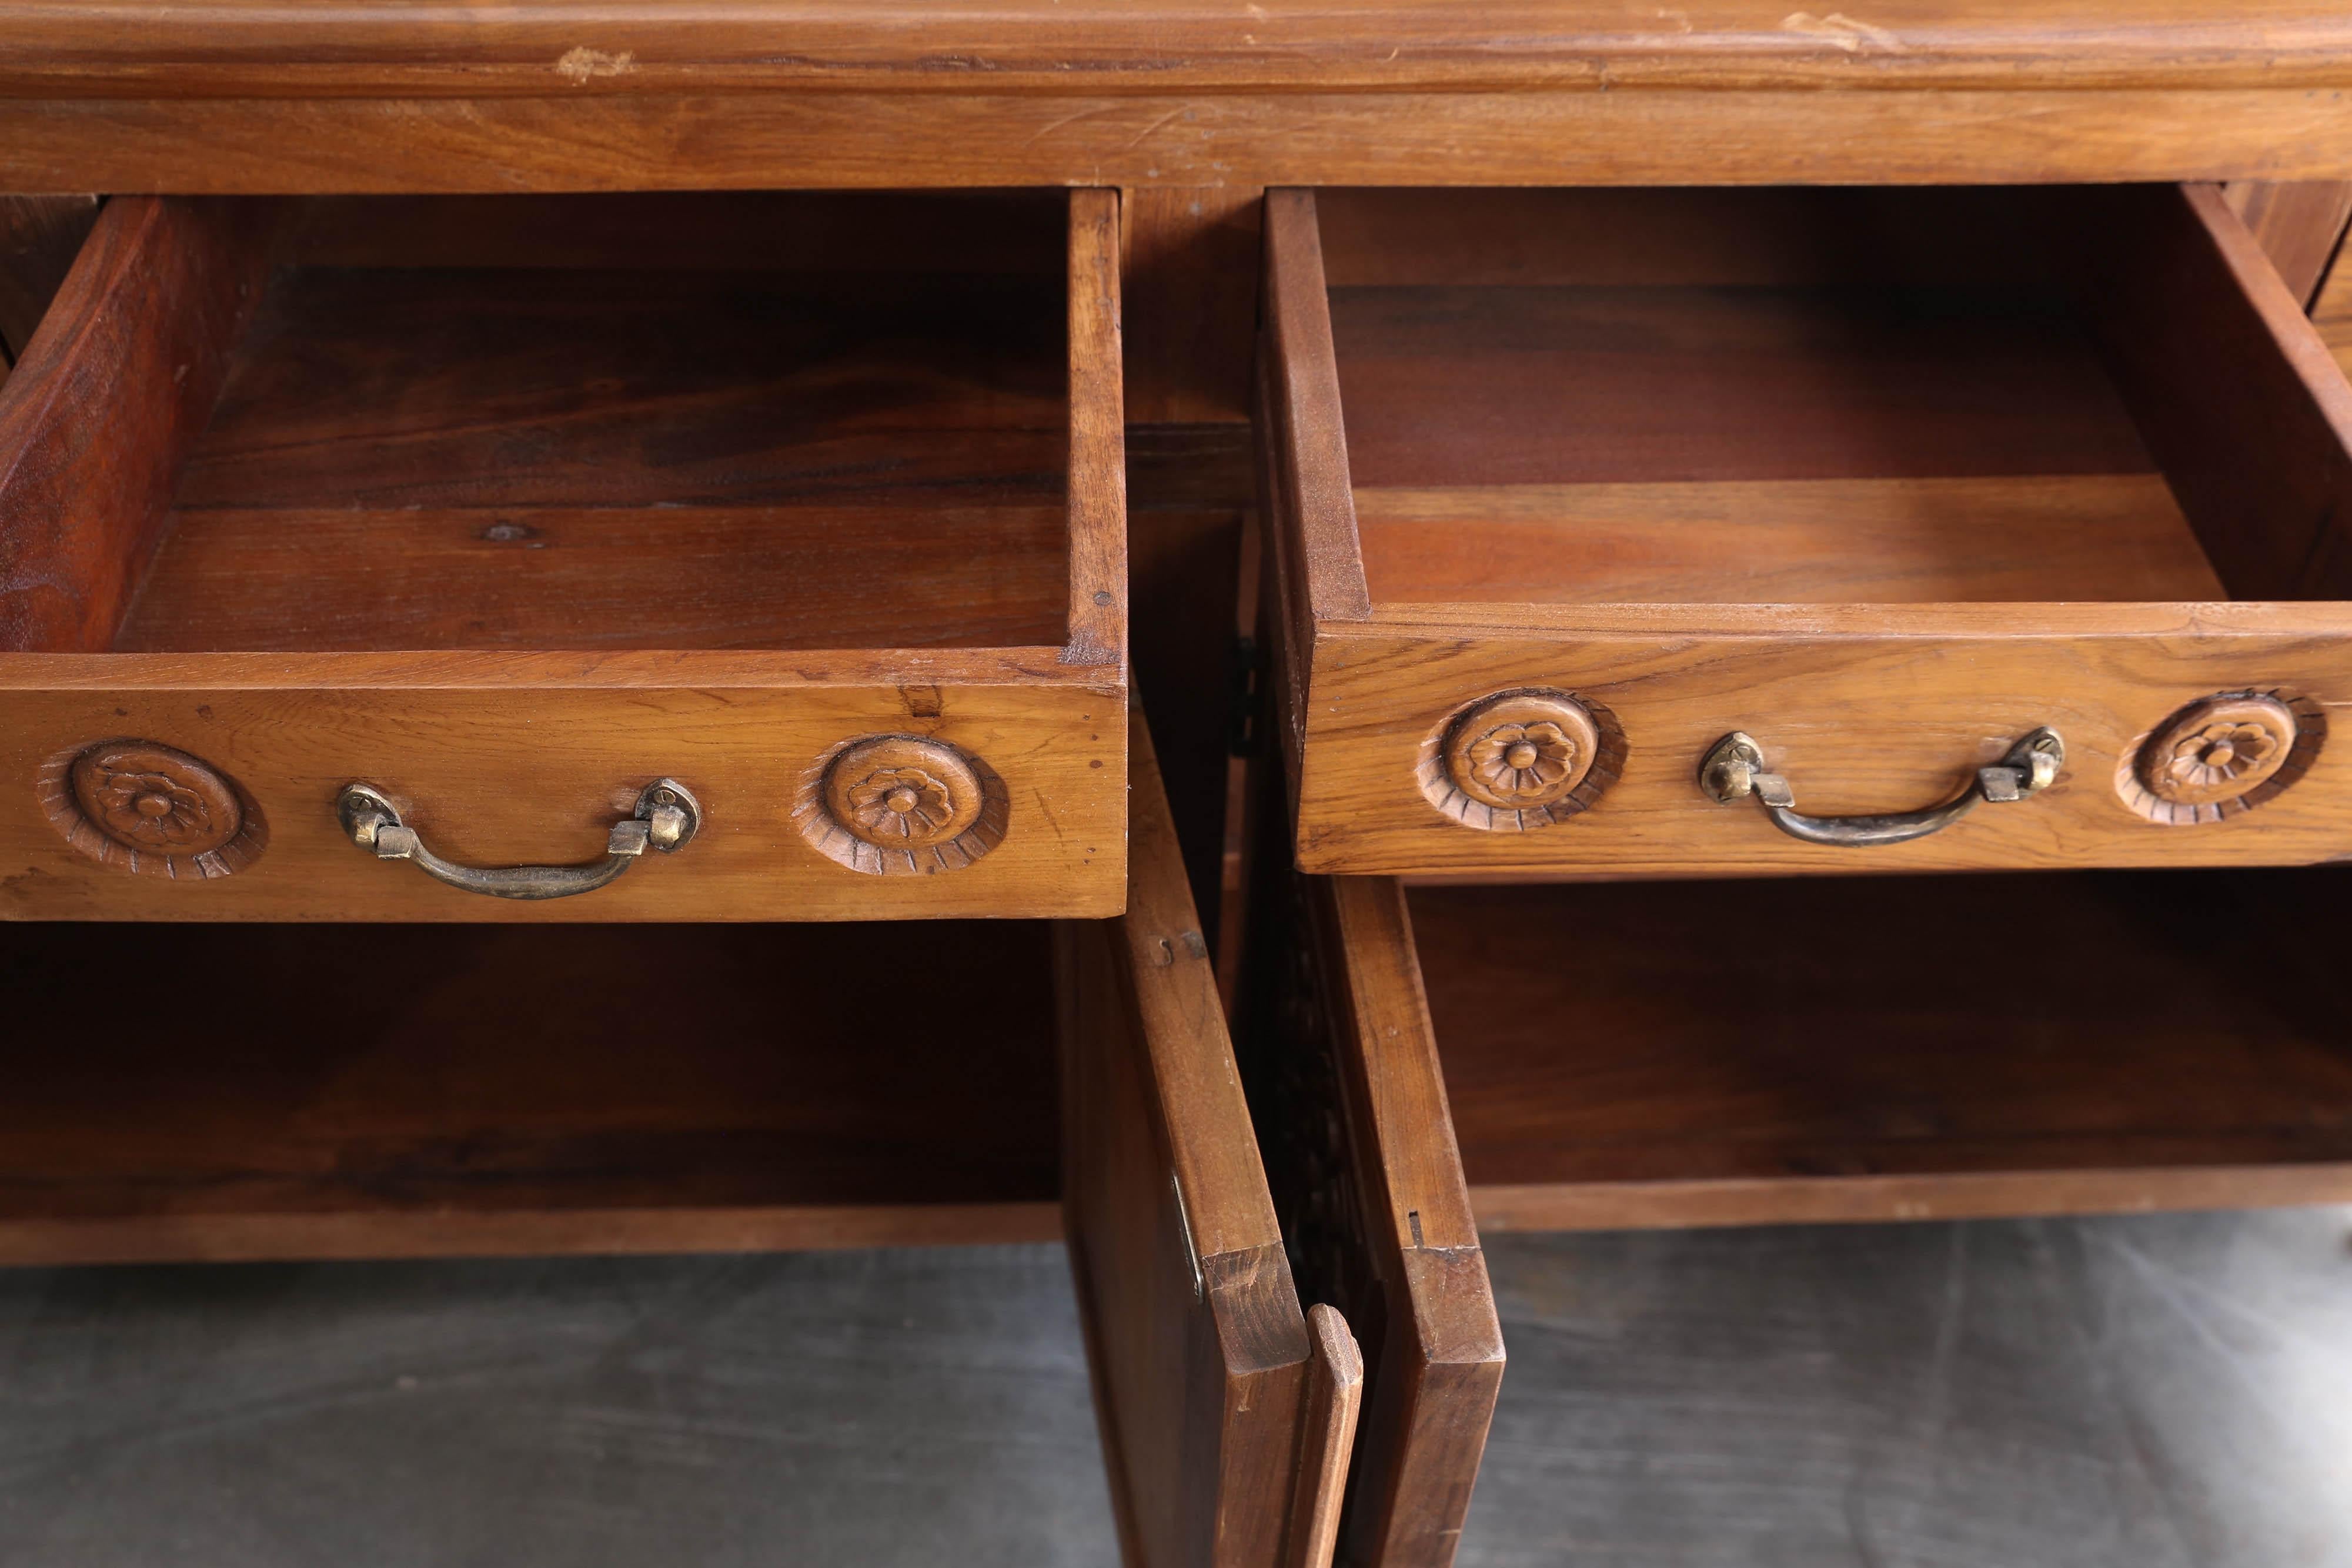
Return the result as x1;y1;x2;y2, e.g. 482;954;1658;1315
5;4;2351;98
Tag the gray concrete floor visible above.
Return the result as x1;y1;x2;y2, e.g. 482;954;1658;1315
2;1211;2347;1567
1465;1208;2352;1568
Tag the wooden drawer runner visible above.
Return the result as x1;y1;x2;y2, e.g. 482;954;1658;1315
1261;183;2352;879
1248;850;2352;1567
0;708;1360;1568
0;190;1126;920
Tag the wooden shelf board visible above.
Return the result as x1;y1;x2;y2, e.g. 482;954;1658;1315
0;921;1064;1266
1415;870;2352;1230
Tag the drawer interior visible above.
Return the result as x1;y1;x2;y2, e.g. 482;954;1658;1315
1408;867;2352;1228
0;920;1061;1262
1314;187;2340;608
13;192;1081;654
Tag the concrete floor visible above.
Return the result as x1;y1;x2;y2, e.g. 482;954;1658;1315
2;1209;2347;1567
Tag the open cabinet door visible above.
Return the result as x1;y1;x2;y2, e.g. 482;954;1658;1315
1064;704;1364;1568
1234;710;1506;1568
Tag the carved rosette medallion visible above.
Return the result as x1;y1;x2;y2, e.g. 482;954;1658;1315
798;734;1010;875
1419;688;1624;831
2116;690;2326;825
38;739;268;878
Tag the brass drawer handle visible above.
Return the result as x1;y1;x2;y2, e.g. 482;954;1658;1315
1699;728;2063;847
336;779;700;899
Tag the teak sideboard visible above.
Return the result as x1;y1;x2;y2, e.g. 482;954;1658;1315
6;5;2352;1566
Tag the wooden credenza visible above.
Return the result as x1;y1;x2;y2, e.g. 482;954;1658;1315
5;6;2352;1566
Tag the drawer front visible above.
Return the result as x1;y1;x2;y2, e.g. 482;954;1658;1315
1287;609;2352;878
0;658;1125;920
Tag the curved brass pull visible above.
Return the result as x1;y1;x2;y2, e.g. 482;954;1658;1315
1698;729;2062;847
336;779;700;899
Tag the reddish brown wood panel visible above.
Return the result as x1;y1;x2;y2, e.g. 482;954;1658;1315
1329;284;2160;492
2321;244;2352;380
1404;869;2352;1229
0;920;1063;1265
1064;706;1322;1568
0;195;99;372
173;256;1068;513
2223;178;2352;306
1123;186;1265;425
1065;186;1130;667
0;196;268;652
2070;182;2352;600
113;506;1071;654
8;88;2352;196
1351;477;2223;607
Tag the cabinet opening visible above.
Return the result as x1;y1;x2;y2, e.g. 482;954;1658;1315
1315;186;2352;610
5;192;1085;655
1406;866;2352;1231
0;918;1062;1263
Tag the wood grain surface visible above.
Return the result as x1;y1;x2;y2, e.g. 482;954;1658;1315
0;919;1064;1265
6;88;2352;197
0;197;266;654
0;660;1124;920
1354;477;2225;606
1396;870;2352;1229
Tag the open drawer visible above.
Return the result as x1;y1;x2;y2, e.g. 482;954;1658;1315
0;707;1360;1568
1247;853;2352;1566
0;190;1125;920
1260;183;2352;880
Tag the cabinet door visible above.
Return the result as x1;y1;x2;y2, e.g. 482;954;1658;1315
1064;705;1362;1568
1238;742;1504;1568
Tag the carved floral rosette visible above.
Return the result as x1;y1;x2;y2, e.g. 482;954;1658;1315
2114;690;2326;825
796;733;1010;875
38;739;269;879
1417;688;1625;831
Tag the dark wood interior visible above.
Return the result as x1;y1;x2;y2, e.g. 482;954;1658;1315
1319;186;2254;609
99;192;1074;654
1412;867;2352;1229
0;919;1061;1263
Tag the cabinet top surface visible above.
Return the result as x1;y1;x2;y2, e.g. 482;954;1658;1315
6;1;2350;96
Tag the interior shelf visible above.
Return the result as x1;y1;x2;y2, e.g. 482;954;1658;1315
1411;866;2352;1229
0;920;1061;1265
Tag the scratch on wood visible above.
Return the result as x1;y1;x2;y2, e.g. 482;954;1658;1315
1781;12;1905;52
555;47;637;84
